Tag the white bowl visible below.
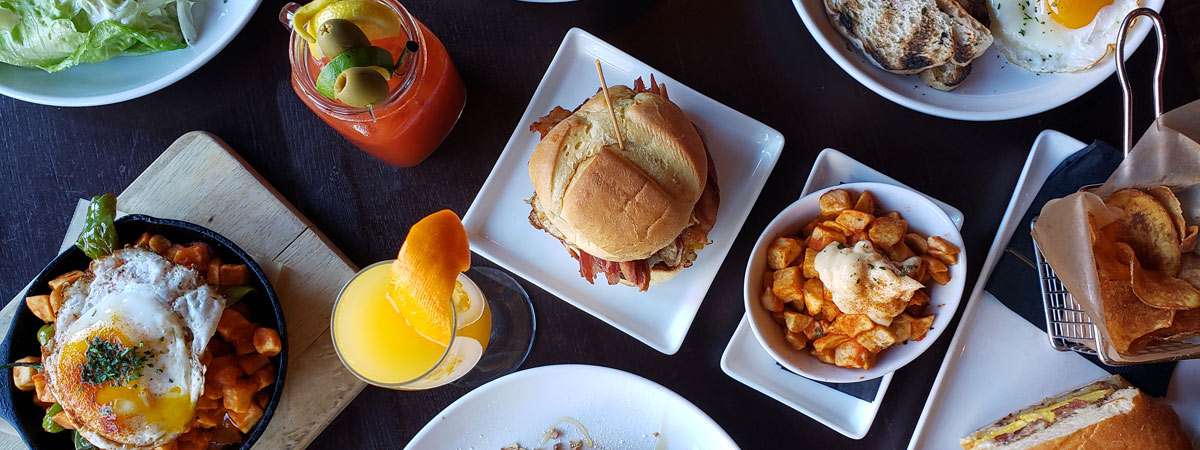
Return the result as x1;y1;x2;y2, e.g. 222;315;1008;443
744;182;967;383
0;0;261;107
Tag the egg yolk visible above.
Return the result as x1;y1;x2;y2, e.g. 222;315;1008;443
59;326;195;433
1045;0;1114;29
96;385;194;433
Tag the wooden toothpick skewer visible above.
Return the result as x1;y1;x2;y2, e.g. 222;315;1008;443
594;59;625;150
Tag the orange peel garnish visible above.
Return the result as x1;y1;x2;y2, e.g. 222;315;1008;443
390;210;471;346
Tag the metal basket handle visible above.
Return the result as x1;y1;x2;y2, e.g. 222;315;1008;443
1115;8;1167;157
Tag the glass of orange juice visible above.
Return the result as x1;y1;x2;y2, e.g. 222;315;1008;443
331;211;534;389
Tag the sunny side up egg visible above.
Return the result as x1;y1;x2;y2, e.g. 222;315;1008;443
44;248;225;449
989;0;1140;72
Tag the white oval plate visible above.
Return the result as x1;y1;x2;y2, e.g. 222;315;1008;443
0;0;261;107
744;182;967;383
405;365;738;449
791;0;1164;121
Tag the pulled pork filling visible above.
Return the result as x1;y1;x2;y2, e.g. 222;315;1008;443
527;75;715;291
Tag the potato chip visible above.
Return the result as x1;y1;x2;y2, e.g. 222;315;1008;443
1097;277;1173;353
1118;243;1200;310
1182;225;1198;253
1178;253;1200;290
1154;308;1200;341
1147;186;1187;241
1092;222;1130;281
1105;188;1181;275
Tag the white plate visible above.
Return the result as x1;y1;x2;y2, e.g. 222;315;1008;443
744;182;967;383
0;0;261;106
791;0;1164;121
721;148;963;439
405;365;738;450
462;27;784;354
907;130;1200;449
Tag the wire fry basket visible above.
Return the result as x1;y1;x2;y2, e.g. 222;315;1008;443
1031;8;1200;365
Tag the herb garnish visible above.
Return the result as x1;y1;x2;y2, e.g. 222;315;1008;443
81;338;152;386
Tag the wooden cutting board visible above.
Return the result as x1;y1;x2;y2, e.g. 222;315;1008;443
0;131;365;449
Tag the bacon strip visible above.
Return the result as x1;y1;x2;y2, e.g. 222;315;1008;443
620;260;650;291
578;251;597;284
575;250;651;291
632;75;668;100
529;106;573;138
602;259;621;285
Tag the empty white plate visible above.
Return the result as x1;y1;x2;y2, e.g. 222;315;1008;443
462;27;784;354
406;365;737;450
791;0;1164;120
0;0;261;106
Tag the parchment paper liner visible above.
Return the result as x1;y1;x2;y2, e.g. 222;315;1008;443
1032;99;1200;362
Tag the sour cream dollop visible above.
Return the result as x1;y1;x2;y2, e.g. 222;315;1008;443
813;241;923;326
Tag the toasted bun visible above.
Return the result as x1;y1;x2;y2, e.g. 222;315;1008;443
528;85;708;261
1030;390;1191;450
964;381;1192;450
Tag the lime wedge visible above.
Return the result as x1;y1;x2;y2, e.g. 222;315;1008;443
315;46;394;100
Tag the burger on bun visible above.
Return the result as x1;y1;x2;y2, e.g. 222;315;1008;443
527;76;719;291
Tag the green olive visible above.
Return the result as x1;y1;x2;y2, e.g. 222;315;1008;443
316;19;371;59
334;66;390;107
37;324;54;346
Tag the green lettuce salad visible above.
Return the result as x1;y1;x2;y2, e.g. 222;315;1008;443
0;0;197;72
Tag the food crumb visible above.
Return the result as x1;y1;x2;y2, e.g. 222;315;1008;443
543;428;562;441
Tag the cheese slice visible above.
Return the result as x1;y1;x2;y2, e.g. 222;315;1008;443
971;389;1113;443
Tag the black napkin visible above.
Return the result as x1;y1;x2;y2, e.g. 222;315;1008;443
775;363;881;402
986;140;1176;397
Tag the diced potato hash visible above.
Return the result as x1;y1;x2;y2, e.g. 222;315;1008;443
756;189;958;370
16;233;282;448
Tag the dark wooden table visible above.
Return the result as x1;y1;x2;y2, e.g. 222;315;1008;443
2;1;1197;448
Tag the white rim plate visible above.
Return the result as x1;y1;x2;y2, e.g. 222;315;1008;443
462;27;784;354
791;0;1164;120
0;0;262;107
405;365;738;449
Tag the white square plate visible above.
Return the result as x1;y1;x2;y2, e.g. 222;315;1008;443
907;130;1200;449
463;28;784;354
721;148;963;439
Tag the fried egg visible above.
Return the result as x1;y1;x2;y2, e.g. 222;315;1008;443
990;0;1140;72
44;248;224;449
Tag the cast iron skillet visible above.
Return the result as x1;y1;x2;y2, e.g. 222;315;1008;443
0;214;287;449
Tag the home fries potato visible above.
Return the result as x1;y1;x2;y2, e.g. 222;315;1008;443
760;189;959;370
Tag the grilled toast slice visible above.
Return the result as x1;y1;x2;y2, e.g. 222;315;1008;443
825;0;992;75
919;0;992;91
